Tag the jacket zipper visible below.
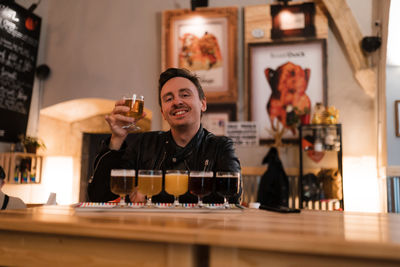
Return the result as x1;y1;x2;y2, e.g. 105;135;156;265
157;151;167;170
88;150;111;183
204;159;209;171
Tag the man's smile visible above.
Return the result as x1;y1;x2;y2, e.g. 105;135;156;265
171;107;189;117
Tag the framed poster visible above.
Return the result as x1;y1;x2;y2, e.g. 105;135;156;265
396;100;400;137
249;39;327;142
162;7;238;103
201;103;236;136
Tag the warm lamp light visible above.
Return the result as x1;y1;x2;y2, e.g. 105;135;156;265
343;156;381;212
42;156;74;205
270;2;316;39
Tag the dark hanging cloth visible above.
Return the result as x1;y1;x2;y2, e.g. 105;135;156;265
1;195;9;210
257;147;289;207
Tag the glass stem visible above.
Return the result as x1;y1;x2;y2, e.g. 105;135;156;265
146;196;152;207
120;195;126;206
224;197;229;209
198;196;203;208
174;196;179;207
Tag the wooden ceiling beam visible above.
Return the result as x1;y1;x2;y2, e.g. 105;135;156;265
317;0;376;98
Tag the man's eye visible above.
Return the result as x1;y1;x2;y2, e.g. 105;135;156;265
181;93;190;98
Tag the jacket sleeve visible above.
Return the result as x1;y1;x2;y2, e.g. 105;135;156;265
87;138;127;202
215;137;243;204
214;136;241;172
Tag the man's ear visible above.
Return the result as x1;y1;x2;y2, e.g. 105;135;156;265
160;107;166;120
201;97;207;112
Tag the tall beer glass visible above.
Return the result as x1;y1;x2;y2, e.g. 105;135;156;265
216;172;240;209
110;169;136;206
122;94;144;130
165;170;188;207
188;171;213;208
137;170;162;207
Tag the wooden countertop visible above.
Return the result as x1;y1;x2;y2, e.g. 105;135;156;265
1;206;400;262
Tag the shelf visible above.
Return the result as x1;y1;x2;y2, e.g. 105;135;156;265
299;124;343;210
0;152;43;184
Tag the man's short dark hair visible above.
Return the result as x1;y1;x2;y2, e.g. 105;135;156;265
158;68;205;106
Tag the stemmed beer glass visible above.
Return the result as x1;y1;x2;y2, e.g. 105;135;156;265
122;94;144;130
188;171;213;208
165;170;189;207
137;170;162;207
110;169;136;206
215;172;240;209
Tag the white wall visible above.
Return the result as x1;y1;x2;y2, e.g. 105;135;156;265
386;66;400;166
386;0;400;167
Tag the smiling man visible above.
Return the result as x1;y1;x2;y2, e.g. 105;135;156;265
88;68;241;204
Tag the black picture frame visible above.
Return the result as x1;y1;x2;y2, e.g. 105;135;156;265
270;2;316;39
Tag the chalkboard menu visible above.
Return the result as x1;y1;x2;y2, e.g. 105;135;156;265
0;1;41;142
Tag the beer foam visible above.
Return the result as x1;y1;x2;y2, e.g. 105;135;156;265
216;172;240;178
138;175;162;178
189;171;213;177
111;169;135;176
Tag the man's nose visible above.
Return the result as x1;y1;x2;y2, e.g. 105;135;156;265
172;96;184;106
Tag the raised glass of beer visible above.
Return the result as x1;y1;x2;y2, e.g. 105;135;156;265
137;170;162;207
188;171;213;208
122;94;144;130
165;170;188;207
216;172;240;209
110;169;136;206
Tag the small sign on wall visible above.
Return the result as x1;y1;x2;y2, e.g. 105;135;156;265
226;122;259;146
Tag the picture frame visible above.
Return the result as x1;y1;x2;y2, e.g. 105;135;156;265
201;103;237;136
396;100;400;137
248;39;327;143
270;2;316;39
162;7;238;103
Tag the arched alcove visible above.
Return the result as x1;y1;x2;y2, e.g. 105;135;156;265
35;98;152;203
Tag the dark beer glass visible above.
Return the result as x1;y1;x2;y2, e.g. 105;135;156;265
188;171;213;208
110;169;136;206
122;94;144;130
216;172;240;208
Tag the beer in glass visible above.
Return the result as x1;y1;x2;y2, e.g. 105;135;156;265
165;170;188;207
137;170;162;207
110;169;136;206
122;94;144;129
216;172;240;208
188;171;213;208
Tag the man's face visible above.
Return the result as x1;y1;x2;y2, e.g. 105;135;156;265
160;77;206;130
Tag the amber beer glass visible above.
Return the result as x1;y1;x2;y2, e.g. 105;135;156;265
165;170;189;207
137;170;162;207
110;169;136;206
122;94;144;129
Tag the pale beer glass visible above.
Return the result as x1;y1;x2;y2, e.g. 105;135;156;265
122;94;144;130
110;169;136;206
188;171;213;208
216;172;240;209
137;170;162;207
165;170;189;207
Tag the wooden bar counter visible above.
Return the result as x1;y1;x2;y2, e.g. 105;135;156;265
1;205;400;266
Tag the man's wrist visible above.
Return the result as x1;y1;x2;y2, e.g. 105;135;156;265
109;135;125;150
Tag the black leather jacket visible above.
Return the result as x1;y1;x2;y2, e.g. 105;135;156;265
87;126;241;203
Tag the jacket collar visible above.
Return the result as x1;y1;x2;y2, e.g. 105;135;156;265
165;125;204;161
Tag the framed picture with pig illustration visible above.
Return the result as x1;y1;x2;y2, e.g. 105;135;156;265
248;39;327;143
162;7;238;103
